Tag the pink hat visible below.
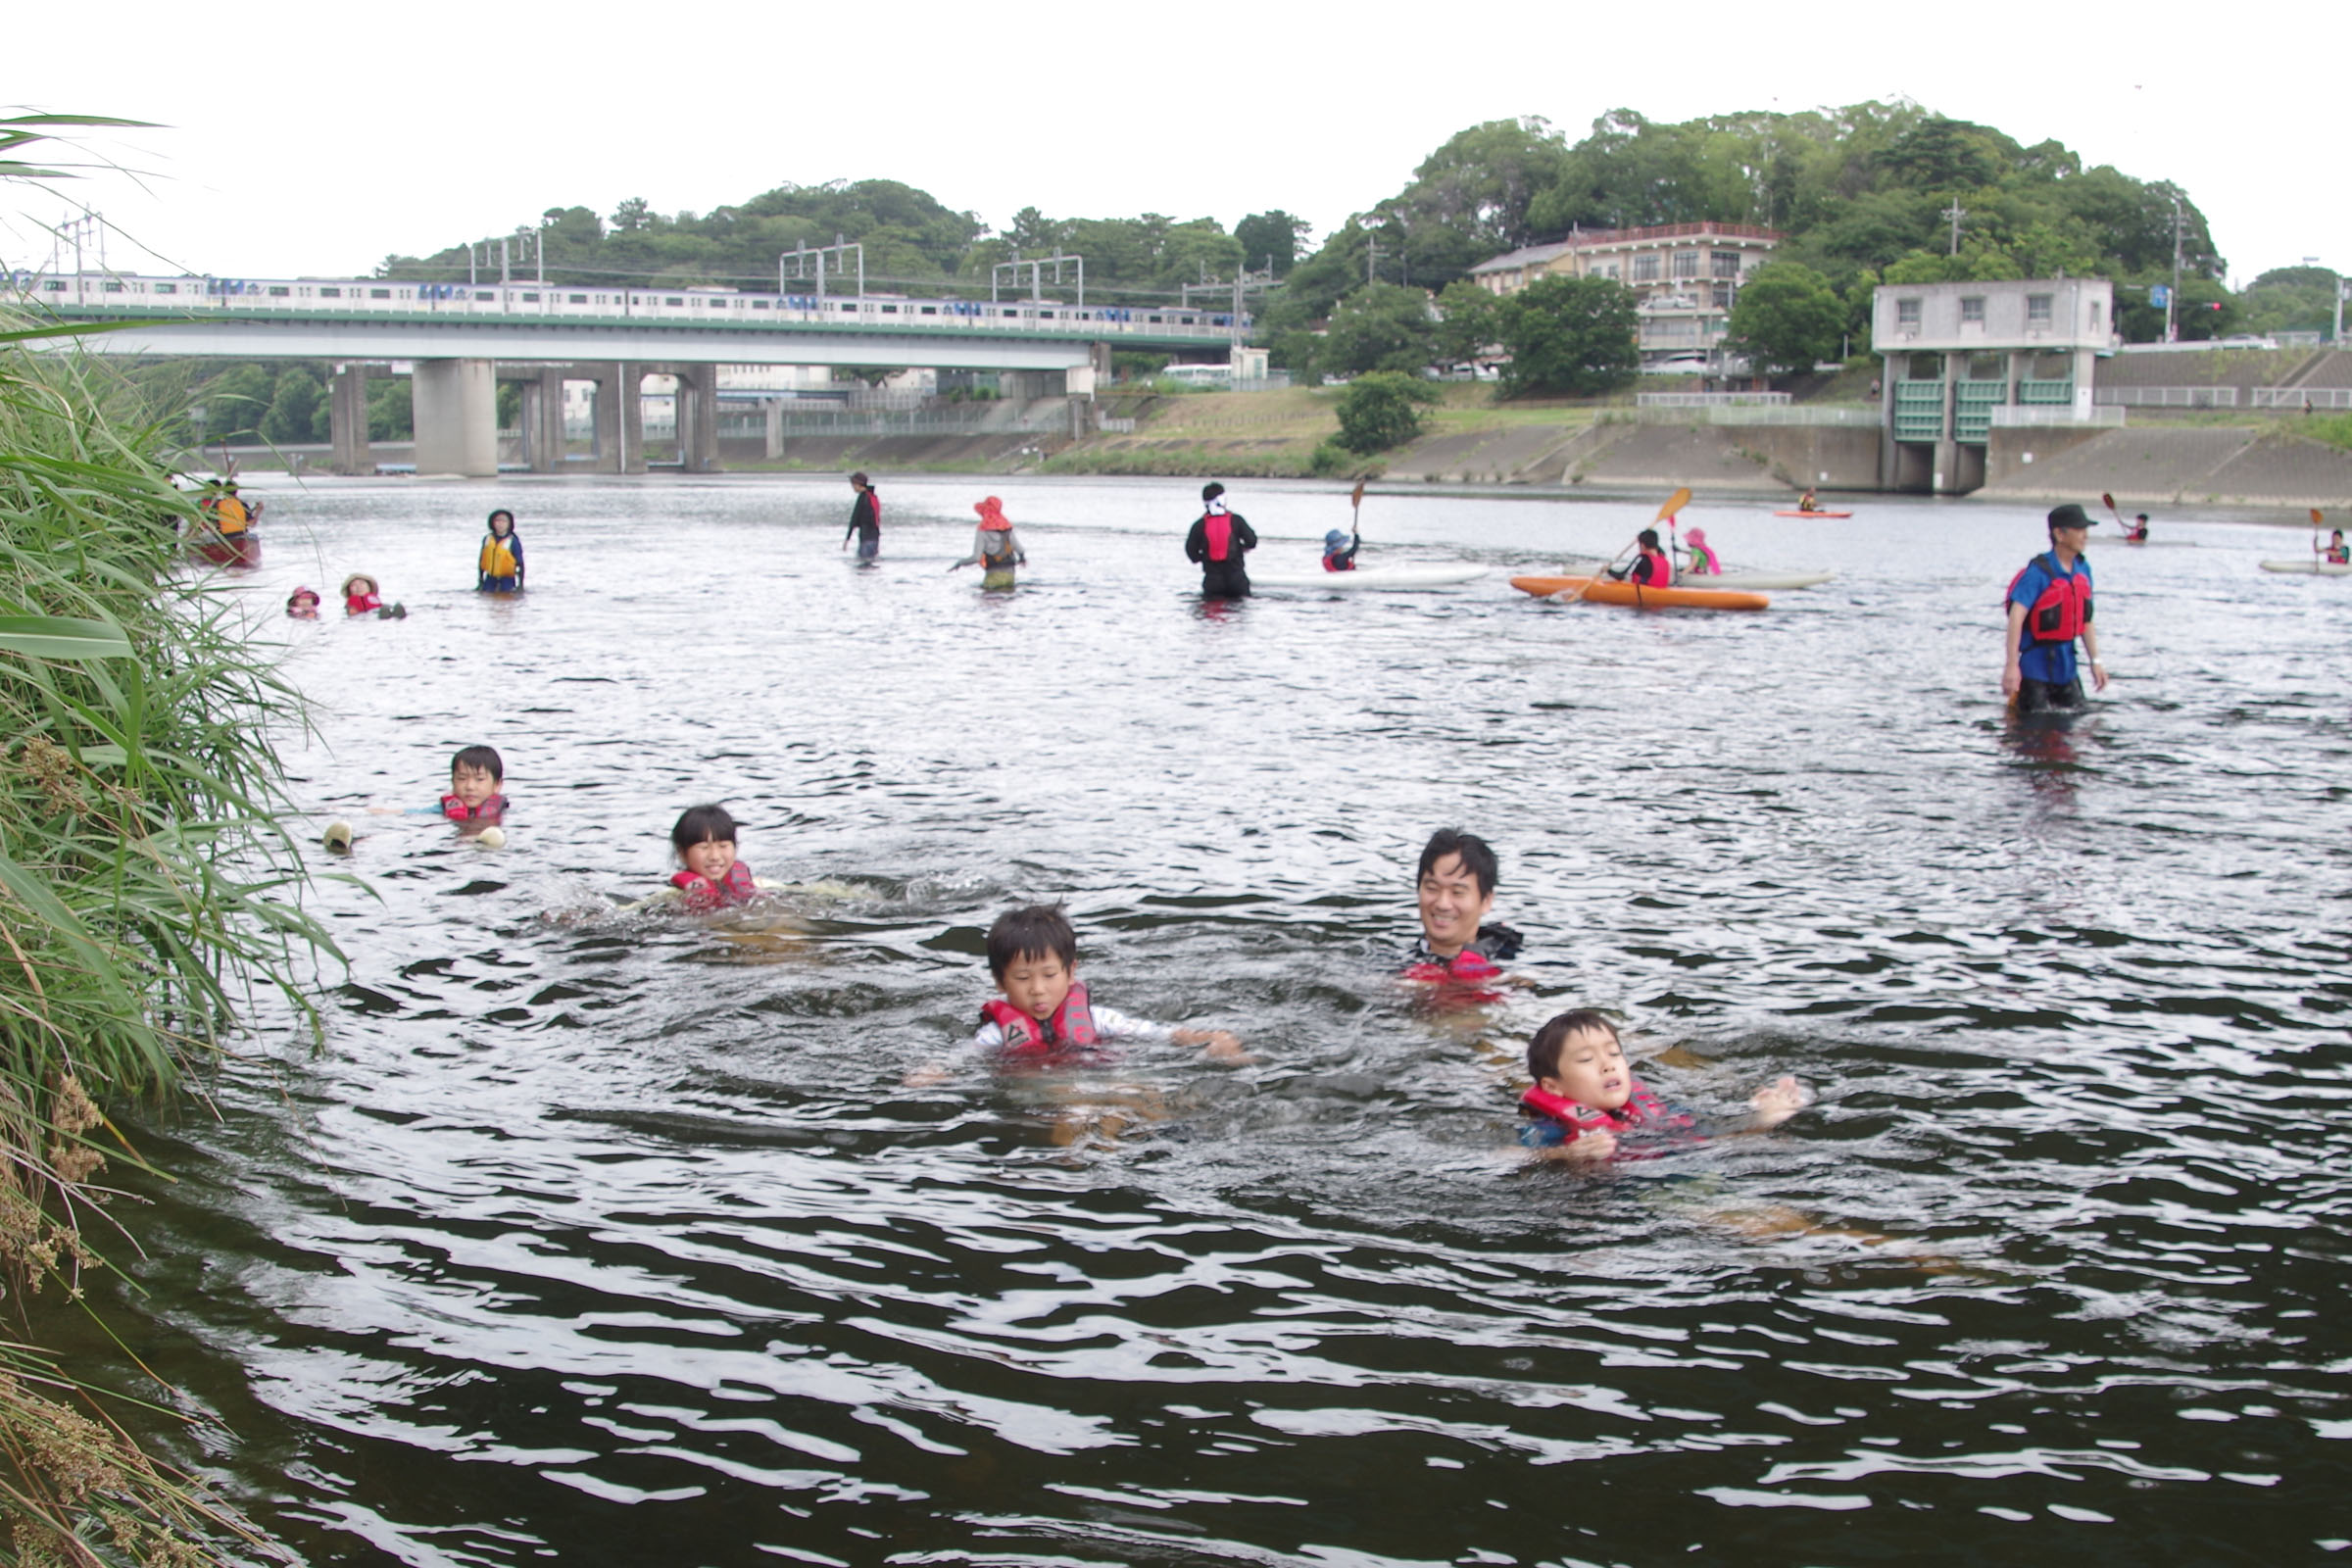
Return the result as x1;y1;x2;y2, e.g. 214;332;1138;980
974;496;1011;531
1684;527;1708;546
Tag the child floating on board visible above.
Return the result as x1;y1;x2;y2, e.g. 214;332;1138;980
477;509;525;592
669;803;759;911
342;573;405;618
1322;529;1359;572
952;496;1026;588
1518;1008;1805;1161
286;586;320;618
1400;828;1523;996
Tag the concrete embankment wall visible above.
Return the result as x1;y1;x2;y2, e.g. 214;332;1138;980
1561;422;1882;492
1978;426;2352;508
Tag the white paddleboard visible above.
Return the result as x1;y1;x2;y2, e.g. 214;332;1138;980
1683;570;1835;590
2259;560;2352;575
1251;565;1490;591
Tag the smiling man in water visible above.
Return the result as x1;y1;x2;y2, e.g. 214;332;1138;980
1402;829;1523;986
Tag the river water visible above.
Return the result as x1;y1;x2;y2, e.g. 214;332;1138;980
98;475;2350;1565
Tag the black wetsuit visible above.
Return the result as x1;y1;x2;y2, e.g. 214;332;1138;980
1185;509;1258;599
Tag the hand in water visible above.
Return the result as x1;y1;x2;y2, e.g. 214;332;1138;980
1562;1128;1617;1162
1749;1075;1809;1128
1175;1028;1250;1064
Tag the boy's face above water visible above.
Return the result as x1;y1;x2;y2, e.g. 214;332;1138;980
998;952;1075;1023
449;763;501;808
1417;853;1494;956
680;837;736;881
1541;1025;1631;1111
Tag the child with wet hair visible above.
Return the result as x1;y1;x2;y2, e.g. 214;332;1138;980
669;803;759;910
441;746;507;822
286;586;321;618
1519;1008;1805;1161
971;905;1244;1059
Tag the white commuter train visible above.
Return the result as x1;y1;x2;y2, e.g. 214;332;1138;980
4;270;1249;340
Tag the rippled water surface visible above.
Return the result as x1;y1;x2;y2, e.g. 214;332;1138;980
100;475;2352;1564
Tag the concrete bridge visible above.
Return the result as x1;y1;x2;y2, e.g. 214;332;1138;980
17;270;1247;476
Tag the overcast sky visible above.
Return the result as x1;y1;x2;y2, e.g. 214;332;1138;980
8;0;2342;289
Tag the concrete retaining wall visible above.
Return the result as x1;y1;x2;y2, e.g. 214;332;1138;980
1976;425;2352;507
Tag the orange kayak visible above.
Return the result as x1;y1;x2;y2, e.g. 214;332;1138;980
1509;575;1771;611
1774;509;1851;518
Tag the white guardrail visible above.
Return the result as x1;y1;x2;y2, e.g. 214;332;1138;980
1635;391;1791;408
1989;406;2126;427
7;270;1247;342
2249;387;2352;410
2094;386;2236;407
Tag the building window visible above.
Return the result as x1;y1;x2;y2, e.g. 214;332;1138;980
1671;251;1699;278
1633;254;1660;281
2027;294;2053;325
2090;302;2103;330
1711;250;1740;278
1712;283;1733;310
1960;296;1984;323
1896;298;1922;329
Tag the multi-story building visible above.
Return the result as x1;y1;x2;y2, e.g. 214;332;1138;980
1466;221;1783;368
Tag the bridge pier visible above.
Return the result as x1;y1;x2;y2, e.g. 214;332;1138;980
517;368;567;473
413;358;499;477
328;365;373;476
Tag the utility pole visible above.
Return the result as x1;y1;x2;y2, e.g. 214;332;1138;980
2335;274;2346;348
2167;192;2183;344
1942;199;1966;257
499;235;511;286
1365;232;1380;285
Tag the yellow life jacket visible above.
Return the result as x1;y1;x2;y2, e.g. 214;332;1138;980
479;533;518;577
214;496;250;533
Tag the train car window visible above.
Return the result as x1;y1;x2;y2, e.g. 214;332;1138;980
664;297;683;306
268;286;290;297
319;287;342;298
102;281;124;292
155;283;177;295
920;306;936;315
474;291;493;301
1148;316;1162;323
568;294;588;305
1039;310;1054;318
752;300;770;310
42;281;65;290
370;288;392;299
521;292;539;303
881;305;898;314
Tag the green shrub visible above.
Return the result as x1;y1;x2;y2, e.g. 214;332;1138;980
1334;371;1440;454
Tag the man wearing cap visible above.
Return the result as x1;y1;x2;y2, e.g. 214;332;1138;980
2001;502;2108;713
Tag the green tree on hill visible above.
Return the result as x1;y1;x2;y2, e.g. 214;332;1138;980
1491;274;1638;396
1725;263;1844;375
1320;283;1440;377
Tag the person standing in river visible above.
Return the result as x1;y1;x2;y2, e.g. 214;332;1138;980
1185;481;1256;599
843;472;881;562
2002;502;2108;714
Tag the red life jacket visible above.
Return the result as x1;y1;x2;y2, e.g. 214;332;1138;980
1631;548;1673;587
1201;511;1235;562
1322;553;1354;572
1520;1078;1690;1146
2006;552;2091;644
670;860;759;910
345;591;381;614
980;980;1100;1055
1400;947;1503;986
441;792;507;822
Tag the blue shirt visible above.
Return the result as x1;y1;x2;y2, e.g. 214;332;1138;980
2010;551;2092;685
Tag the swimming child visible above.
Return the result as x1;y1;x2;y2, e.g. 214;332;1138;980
441;745;507;822
1401;829;1523;988
342;573;404;617
952;496;1026;588
477;509;525;592
286;586;320;618
969;905;1245;1062
1683;526;1720;576
1322;528;1359;572
2327;529;2349;565
669;803;759;910
1518;1008;1805;1160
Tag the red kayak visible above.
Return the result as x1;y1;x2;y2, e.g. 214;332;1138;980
1774;509;1852;518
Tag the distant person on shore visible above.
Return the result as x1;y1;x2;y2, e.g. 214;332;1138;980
1682;526;1721;576
952;496;1026;587
843;472;881;562
477;509;525;592
1186;481;1256;599
1400;829;1523;993
285;586;320;619
1322;528;1360;572
2002;503;2107;714
669;803;759;911
2327;529;2350;565
1516;1008;1806;1160
2123;512;2149;544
